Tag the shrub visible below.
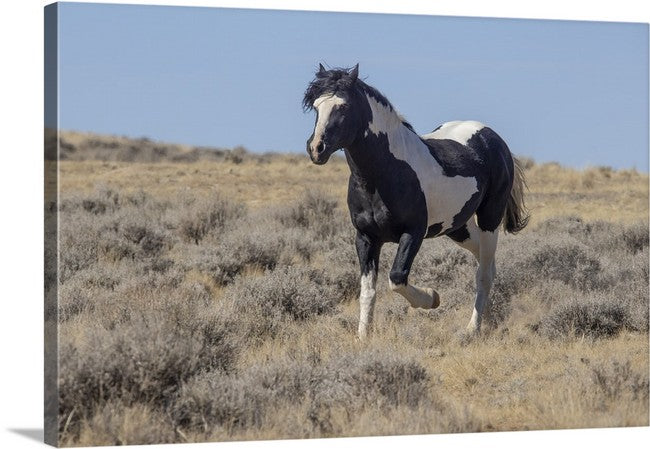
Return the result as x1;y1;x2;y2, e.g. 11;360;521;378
170;350;430;436
276;190;345;238
615;222;649;254
591;360;649;401
171;372;265;432
176;196;245;244
97;215;170;262
59;187;122;215
334;351;430;409
181;215;330;286
538;294;630;339
59;212;102;282
238;266;338;319
411;244;475;287
535;215;602;237
222;266;340;341
58;283;93;323
182;231;283;286
58;307;237;438
524;240;602;291
226;145;248;164
56;263;127;322
317;243;360;300
535;216;648;255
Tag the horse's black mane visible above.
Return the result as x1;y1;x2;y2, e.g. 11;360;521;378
302;67;355;111
303;65;415;132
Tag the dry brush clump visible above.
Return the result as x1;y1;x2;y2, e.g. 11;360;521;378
220;266;341;342
170;349;438;438
58;284;242;441
175;195;246;244
590;360;649;402
275;190;347;238
179;222;313;286
538;294;633;339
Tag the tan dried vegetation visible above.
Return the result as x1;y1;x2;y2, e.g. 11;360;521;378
48;131;649;446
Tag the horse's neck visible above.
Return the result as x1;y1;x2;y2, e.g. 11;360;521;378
345;125;422;189
365;93;407;139
345;94;426;185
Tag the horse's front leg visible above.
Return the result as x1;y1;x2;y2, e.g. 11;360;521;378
389;230;440;310
355;232;382;339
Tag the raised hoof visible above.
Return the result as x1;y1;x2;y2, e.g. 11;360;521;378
424;288;441;309
431;290;440;309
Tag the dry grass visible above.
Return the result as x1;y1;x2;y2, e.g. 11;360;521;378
56;132;648;225
51;132;649;447
525;162;648;224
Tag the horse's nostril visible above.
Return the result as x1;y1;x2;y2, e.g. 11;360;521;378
316;141;324;154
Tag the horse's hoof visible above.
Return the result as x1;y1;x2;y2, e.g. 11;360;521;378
431;290;440;309
424;288;440;309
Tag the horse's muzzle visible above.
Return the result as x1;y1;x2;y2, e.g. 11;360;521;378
307;139;329;165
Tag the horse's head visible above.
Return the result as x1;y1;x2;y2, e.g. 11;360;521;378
303;64;365;164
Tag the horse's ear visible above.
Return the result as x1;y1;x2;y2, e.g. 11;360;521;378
349;64;359;82
318;63;326;75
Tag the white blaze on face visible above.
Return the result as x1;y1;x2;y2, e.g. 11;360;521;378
365;95;480;233
310;94;346;154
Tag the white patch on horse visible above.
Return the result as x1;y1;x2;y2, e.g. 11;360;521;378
423;120;485;145
389;278;439;309
467;229;498;333
358;270;377;338
365;94;478;233
311;94;346;152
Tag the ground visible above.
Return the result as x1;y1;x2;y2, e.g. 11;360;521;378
47;131;649;446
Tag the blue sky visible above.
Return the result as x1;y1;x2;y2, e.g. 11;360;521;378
56;2;648;170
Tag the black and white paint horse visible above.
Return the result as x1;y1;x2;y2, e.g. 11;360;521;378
303;64;529;338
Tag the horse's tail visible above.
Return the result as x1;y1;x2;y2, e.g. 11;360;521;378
503;156;530;234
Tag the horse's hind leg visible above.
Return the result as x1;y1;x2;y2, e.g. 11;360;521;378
448;217;497;334
388;231;440;310
447;219;480;261
467;229;497;333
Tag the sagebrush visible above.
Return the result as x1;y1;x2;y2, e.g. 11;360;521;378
52;136;649;446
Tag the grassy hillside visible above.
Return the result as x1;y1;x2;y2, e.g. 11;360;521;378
48;131;649;446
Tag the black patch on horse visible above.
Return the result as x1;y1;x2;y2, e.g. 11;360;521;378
425;222;444;238
345;129;428;244
446;224;471;243
422;137;486;178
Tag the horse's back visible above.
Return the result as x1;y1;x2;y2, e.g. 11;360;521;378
421;121;491;181
423;120;486;144
422;120;513;176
